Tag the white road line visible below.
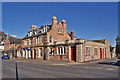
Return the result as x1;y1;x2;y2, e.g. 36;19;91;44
51;63;66;66
85;67;94;69
97;68;103;70
106;68;114;71
16;61;25;63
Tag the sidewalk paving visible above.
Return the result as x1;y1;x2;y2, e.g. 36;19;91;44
8;57;117;66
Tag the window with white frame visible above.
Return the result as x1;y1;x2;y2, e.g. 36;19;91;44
58;28;62;33
36;38;38;44
64;47;66;55
45;27;47;32
29;32;33;36
35;30;37;34
18;51;19;56
41;37;42;43
29;50;31;58
50;36;53;43
50;48;54;55
58;47;60;55
39;48;42;57
23;50;25;57
57;46;66;55
30;39;31;45
85;47;90;56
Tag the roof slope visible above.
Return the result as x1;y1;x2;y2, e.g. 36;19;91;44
9;37;21;44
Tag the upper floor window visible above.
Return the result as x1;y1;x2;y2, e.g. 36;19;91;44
36;38;38;44
50;48;54;55
39;37;40;44
45;27;48;32
41;37;42;43
42;29;44;33
58;28;62;33
24;40;27;45
30;39;31;45
29;32;33;36
50;36;53;43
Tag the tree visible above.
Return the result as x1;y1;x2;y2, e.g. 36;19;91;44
116;36;120;56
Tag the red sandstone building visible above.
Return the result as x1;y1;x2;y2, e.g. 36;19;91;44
4;16;111;62
4;34;21;58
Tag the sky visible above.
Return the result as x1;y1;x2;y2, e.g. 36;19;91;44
2;2;118;47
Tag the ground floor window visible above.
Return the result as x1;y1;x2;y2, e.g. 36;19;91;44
23;50;25;57
50;48;54;55
57;46;66;55
19;51;21;57
26;50;28;58
94;48;98;55
85;47;90;56
29;50;31;58
39;48;42;57
18;51;19;56
64;47;66;54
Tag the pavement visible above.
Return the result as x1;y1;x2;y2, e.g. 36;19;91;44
1;57;119;78
9;57;118;65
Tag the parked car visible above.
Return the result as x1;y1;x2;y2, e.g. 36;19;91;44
1;55;9;60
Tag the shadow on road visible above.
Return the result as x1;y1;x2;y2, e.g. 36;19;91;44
97;60;120;67
16;63;19;80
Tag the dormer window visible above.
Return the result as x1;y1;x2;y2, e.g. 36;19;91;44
42;29;44;33
45;27;47;32
35;30;37;34
50;36;53;43
29;32;33;36
44;28;45;32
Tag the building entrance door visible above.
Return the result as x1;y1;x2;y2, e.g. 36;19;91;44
71;47;76;61
100;48;102;58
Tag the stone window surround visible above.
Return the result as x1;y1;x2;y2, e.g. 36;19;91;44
85;46;91;56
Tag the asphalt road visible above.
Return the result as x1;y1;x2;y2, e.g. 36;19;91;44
0;49;3;80
2;58;119;78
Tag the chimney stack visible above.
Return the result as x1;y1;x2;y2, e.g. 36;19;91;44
71;30;74;40
12;35;17;38
31;25;37;30
52;16;58;25
62;19;67;28
6;33;9;38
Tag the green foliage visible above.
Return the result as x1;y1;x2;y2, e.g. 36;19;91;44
116;35;120;56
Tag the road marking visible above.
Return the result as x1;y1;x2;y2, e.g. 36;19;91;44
97;68;103;70
106;68;114;71
72;66;76;67
85;67;93;69
16;61;25;63
51;63;66;66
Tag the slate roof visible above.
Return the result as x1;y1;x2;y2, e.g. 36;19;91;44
9;37;22;44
